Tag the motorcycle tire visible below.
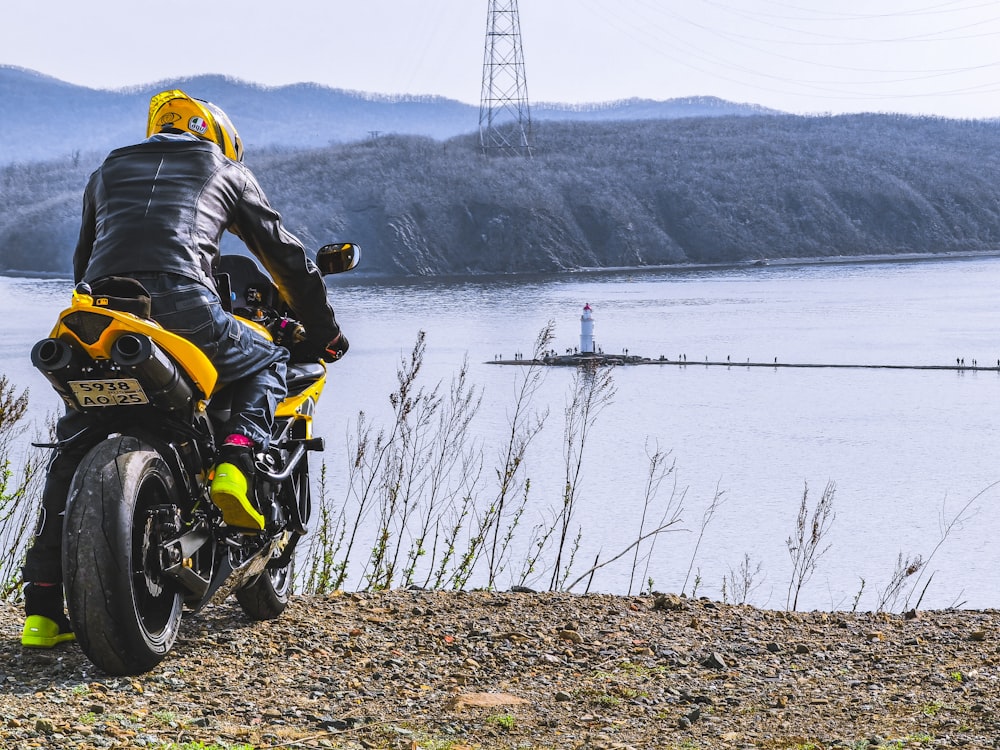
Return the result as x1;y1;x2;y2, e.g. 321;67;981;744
235;543;294;620
235;456;309;620
63;435;184;675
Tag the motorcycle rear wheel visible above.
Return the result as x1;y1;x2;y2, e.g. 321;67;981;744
63;435;184;675
235;457;308;620
235;539;294;620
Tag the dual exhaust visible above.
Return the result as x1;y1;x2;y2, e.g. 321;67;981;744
31;333;195;413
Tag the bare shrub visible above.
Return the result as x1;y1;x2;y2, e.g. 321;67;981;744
786;480;836;611
875;552;924;612
0;377;46;598
724;553;766;606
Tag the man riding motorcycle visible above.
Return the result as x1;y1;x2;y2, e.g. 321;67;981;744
21;89;348;648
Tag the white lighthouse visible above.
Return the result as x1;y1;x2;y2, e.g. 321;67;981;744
580;303;595;353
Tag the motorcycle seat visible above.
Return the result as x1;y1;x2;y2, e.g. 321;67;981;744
286;362;325;395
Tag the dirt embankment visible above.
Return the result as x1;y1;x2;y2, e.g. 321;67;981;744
2;591;999;749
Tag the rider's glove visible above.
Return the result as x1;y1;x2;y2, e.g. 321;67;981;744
321;331;349;362
294;327;349;363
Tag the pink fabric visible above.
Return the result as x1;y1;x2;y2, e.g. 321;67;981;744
223;433;254;448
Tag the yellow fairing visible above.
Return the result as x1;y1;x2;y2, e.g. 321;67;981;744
53;293;318;416
276;366;326;438
53;291;218;397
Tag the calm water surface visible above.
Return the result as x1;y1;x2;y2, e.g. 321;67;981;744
3;256;1000;610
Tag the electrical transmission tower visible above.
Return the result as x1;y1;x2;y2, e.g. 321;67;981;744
479;0;533;156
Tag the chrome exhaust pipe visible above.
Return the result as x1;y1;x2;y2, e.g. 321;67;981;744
111;334;195;412
31;338;85;409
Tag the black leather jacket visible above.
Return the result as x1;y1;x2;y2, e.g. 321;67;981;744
74;134;339;346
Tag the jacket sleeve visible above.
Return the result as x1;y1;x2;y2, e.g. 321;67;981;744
228;168;340;344
73;173;99;284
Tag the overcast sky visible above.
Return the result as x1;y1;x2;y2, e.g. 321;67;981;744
6;1;1000;118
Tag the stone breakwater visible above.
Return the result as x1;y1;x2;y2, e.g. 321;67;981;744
1;591;999;749
489;354;1000;372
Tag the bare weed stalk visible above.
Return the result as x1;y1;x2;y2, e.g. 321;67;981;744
875;552;924;612
562;442;682;593
0;377;45;597
564;514;683;592
682;484;725;596
328;412;383;590
469;323;553;589
851;578;866;613
899;484;991;611
629;443;682;596
549;363;616;590
786;480;836;611
406;358;483;588
723;553;766;606
299;462;353;594
362;333;441;589
363;339;489;591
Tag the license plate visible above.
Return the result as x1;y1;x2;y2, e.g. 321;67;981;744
69;378;149;407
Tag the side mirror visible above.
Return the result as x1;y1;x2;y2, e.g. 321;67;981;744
316;243;360;275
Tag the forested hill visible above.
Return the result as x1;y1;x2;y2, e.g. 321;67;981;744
4;114;1000;277
0;66;771;164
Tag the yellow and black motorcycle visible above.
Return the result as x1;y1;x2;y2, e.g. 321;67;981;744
30;243;358;675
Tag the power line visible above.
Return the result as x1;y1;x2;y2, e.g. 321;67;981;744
573;0;1000;112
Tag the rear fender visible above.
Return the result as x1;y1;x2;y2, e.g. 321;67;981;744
50;290;218;397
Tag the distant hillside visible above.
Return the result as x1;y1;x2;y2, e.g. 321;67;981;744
4;113;1000;277
0;66;775;164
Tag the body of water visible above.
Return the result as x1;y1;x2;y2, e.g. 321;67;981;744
3;255;1000;611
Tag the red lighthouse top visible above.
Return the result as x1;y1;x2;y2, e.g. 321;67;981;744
583;303;591;311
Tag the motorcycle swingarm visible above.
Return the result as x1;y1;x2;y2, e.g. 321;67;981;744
155;514;279;610
154;507;213;600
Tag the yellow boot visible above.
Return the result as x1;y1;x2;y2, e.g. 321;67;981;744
22;615;75;648
22;584;75;648
210;444;264;531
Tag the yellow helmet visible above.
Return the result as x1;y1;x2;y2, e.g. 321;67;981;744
147;89;244;162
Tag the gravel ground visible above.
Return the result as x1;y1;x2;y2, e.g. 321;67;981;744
2;590;1000;749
